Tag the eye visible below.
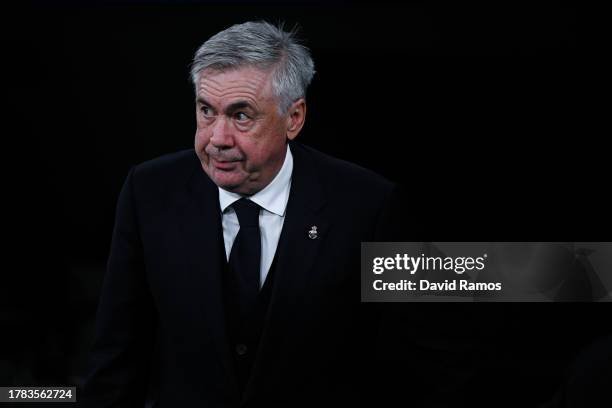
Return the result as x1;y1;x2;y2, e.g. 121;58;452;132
200;106;214;117
235;112;250;122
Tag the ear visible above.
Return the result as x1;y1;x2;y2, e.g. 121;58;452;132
285;98;307;140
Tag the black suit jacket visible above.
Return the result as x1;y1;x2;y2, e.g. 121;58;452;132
81;141;401;407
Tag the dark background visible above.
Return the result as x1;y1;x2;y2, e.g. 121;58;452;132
5;1;610;407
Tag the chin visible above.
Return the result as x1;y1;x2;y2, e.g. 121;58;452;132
214;178;239;190
212;175;244;192
207;167;256;194
222;183;257;196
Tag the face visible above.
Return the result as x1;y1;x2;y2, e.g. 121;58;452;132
194;66;306;195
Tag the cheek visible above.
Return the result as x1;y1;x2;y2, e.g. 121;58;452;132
195;128;211;148
242;141;276;170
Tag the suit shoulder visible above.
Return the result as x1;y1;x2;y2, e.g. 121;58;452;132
292;142;395;195
129;149;198;193
134;149;197;176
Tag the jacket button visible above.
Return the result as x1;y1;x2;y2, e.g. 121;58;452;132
235;343;248;356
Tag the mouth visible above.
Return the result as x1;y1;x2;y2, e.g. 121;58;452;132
210;157;240;171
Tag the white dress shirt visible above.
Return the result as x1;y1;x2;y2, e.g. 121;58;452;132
218;145;293;288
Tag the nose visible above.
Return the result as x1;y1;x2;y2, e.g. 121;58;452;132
209;116;234;149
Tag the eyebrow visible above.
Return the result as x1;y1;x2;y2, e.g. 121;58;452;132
196;97;256;113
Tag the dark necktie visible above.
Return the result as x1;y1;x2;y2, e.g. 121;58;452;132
228;198;261;320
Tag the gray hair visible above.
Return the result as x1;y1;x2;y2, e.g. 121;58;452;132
190;21;315;115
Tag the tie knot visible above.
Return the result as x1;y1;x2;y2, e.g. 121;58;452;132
232;198;260;228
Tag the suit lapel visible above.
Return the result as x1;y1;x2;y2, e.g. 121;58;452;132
180;158;238;395
242;142;330;402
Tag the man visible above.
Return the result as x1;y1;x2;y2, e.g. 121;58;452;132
81;21;402;407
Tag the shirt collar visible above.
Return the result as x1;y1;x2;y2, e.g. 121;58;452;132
218;144;293;217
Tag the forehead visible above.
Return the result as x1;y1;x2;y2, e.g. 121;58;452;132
196;66;275;106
